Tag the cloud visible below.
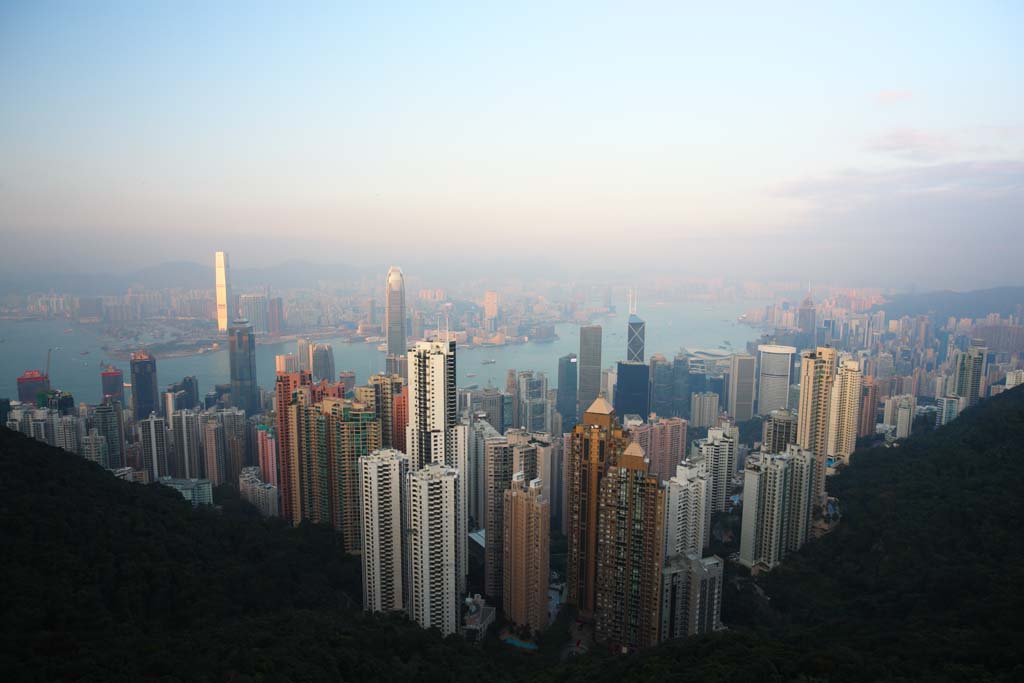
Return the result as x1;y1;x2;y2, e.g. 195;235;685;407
874;89;913;105
865;128;959;162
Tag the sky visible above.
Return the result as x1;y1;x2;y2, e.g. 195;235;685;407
1;1;1022;289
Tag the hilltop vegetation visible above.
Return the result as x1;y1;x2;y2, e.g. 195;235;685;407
2;387;1024;680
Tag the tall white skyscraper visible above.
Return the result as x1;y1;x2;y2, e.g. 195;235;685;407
797;346;837;505
884;394;917;439
385;267;407;359
739;446;815;570
171;409;203;479
406;339;458;471
728;354;757;422
140;414;168;482
407;463;461;636
360;449;410;614
663;460;709;557
1006;369;1024;390
693;427;736;513
935;395;962;427
215;251;232;332
826;359;862;464
239;293;269;334
757;345;796;415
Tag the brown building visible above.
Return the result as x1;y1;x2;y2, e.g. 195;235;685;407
484;436;514;600
566;396;628;619
858;375;879;438
628;415;687;483
594;441;664;651
275;370;313;525
503;473;550;633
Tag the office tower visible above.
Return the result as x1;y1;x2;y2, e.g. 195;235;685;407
627;314;646;363
215;251;232;332
256;424;277;486
93;399;125;469
694;427;736;513
796;346;837;505
1006;369;1024;390
406;339;458;471
648;353;672;417
936;395;962;427
130;350;159;421
171;409;203;479
858;376;879;438
167;376;200;410
797;294;816;343
227;319;260;415
360;449;410;614
407;463;461;636
614;361;650;421
728;354;756;421
595;442;664;651
630;415;687;484
163;389;186;420
239;294;269;335
826;360;862;465
660;553;724;641
762;409;797;453
239;467;279;517
566;396;628;618
484;435;514;599
483;290;500;326
220;407;248;485
884;394;917;439
311;343;335;382
468;387;504;436
275;353;299;374
267;297;285;336
739;446;815;570
664;460;709;557
101;367;124;403
277;370;313;524
203;416;225;485
689;391;720;428
954;340;988;407
601;366;617;406
297;338;312;372
139;414;168;482
503;473;550;633
577;325;603;417
385;267;407;359
757;345;796;415
80;428;109;467
516;370;551;433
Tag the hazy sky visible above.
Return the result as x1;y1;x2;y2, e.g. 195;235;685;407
1;2;1021;288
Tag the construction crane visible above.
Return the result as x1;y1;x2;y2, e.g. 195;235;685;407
45;348;52;378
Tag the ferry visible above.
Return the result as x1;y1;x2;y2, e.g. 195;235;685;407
481;359;496;365
466;373;477;378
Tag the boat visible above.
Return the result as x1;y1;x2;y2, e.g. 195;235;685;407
481;359;496;365
80;351;90;355
466;373;477;378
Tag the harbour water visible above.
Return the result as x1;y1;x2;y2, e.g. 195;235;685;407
0;299;758;405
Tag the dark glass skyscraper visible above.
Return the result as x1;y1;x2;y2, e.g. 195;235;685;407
130;351;159;420
614;361;650;420
229;319;259;415
101;366;124;403
94;398;125;469
577;325;602;418
627;314;646;362
556;353;578;424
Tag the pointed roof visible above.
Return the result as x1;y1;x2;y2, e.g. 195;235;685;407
585;395;614;415
624;441;644;458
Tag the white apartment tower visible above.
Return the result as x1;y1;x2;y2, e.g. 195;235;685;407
360;449;410;614
693;427;736;514
826;359;862;465
663;460;709;556
407;463;461;636
739;446;815;570
797;347;837;505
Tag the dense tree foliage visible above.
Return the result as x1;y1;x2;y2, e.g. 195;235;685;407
2;386;1024;680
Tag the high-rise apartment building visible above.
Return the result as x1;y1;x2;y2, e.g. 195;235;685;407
202;415;225;485
139;414;167;482
595;442;664;651
796;346;837;505
739;446;815;570
884;394;917;439
503;473;550;633
468;416;502;528
727;354;756;421
171;409;203;479
93;398;125;469
663;460;709;557
826;359;862;465
566;396;628;618
360;449;410;614
761;409;797;453
954;340;987;407
407;463;461;636
689;391;720;428
130;350;160;421
406;339;459;470
659;553;723;641
577;325;603;418
693;427;736;513
80;428;109;467
275;370;313;524
256;424;277;486
239;466;279;517
275;353;299;374
936;395;962;427
215;251;232;332
757;345;796;415
228;319;259;415
858;376;879;438
1006;369;1024;390
484;435;514;599
629;415;687;484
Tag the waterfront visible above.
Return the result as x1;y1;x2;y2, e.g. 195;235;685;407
0;299;757;405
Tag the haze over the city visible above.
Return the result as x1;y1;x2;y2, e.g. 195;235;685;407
2;1;1022;288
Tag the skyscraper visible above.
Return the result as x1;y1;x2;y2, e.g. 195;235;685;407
139;414;168;482
130;350;159;421
239;294;269;335
484;435;514;600
407;463;461;636
595;441;664;651
215;250;232;332
954;340;987;407
566;396;628;618
858;376;879;438
761;409;797;454
739;446;815;570
797;294;816;344
406;339;458;471
170;409;203;479
757;345;795;415
385;266;407;360
101;367;123;403
503;473;550;634
659;553;723;641
275;353;299;373
796;347;837;505
577;325;603;417
627;314;646;363
663;460;709;557
649;353;674;417
228;319;259;415
360;449;410;614
826;359;862;465
267;296;285;336
275;370;313;524
629;415;687;484
936;395;962;427
689;391;720;428
614;361;650;420
311;343;336;383
693;427;736;514
93;398;125;469
727;354;756;421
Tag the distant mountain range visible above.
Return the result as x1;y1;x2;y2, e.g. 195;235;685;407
877;286;1024;320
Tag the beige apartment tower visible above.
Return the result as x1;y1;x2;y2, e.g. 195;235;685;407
503;473;550;633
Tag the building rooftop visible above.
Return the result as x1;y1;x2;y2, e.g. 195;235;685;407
586;395;614;415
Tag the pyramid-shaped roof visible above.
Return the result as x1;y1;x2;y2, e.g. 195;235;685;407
586;395;614;415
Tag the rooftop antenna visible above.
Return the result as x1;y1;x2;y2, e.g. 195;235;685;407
628;288;638;315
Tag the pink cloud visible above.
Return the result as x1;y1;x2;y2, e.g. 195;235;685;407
875;89;913;104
